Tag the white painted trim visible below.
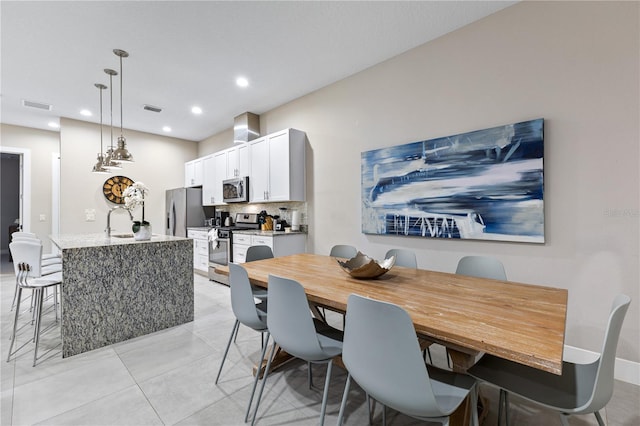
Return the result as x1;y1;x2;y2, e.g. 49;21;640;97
51;153;60;254
565;345;640;386
1;146;31;232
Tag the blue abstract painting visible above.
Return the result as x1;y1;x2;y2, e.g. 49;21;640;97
361;119;544;243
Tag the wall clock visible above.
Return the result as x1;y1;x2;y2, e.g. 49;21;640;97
102;175;134;204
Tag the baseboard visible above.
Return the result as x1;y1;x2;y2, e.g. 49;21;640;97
565;345;639;386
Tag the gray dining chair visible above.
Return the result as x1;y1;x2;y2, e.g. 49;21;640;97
468;294;631;426
215;263;270;423
384;248;433;364
330;244;357;259
337;293;478;426
385;248;417;268
8;242;63;366
244;245;274;300
455;255;507;281
246;245;274;262
251;274;343;426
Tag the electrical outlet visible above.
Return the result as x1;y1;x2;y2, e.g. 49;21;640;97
39;214;46;222
85;208;96;222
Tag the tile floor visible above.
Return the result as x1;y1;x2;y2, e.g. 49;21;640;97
1;254;638;425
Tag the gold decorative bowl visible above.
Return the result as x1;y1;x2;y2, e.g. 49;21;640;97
337;251;395;279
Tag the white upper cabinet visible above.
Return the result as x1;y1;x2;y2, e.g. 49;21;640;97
184;158;203;187
201;154;217;205
249;128;306;203
225;145;250;179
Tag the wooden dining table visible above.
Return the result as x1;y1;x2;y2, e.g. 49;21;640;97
216;253;568;424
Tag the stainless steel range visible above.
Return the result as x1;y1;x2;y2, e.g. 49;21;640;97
208;213;260;284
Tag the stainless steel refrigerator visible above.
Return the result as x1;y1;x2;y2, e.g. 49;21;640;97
165;187;205;237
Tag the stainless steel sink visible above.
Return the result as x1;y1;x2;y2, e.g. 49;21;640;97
111;233;134;238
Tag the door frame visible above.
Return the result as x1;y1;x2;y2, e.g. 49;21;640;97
0;146;31;232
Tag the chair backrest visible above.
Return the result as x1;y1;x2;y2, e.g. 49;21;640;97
246;245;274;262
581;294;631;414
385;249;417;268
343;294;446;418
330;245;357;259
228;263;267;331
9;240;44;277
11;232;40;242
267;275;328;361
455;256;506;280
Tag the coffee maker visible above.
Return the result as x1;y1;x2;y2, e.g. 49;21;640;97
215;211;230;227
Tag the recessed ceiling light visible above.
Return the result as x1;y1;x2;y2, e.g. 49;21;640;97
162;126;172;132
236;77;249;88
48;121;60;129
80;109;92;117
191;106;203;115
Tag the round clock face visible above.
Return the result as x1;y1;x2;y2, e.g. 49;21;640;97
102;175;134;204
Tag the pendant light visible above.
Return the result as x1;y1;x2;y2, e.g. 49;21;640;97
91;83;109;174
103;68;122;170
111;49;134;162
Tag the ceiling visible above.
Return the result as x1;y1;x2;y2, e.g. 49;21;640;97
1;1;515;142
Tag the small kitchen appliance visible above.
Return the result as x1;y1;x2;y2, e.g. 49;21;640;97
214;211;229;227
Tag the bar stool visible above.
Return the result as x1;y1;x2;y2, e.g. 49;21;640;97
7;260;62;366
10;238;61;311
11;232;61;265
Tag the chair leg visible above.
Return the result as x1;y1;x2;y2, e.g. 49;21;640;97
318;360;333;426
559;414;570;426
469;384;479;426
423;347;433;364
215;319;239;384
337;373;352;426
245;332;271;423
11;277;19;311
498;389;504;426
233;319;240;343
251;341;278;426
7;288;23;362
308;361;313;389
504;390;510;426
366;394;373;425
382;403;386;426
33;288;45;367
594;411;605;426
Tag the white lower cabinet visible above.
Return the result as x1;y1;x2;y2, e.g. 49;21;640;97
232;232;305;264
187;229;209;273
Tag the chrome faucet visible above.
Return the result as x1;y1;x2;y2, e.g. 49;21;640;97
105;206;133;237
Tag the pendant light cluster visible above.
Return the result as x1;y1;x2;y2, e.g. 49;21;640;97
91;49;134;173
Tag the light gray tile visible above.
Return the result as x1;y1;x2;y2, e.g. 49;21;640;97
34;385;163;426
115;325;214;382
138;353;236;425
12;351;135;425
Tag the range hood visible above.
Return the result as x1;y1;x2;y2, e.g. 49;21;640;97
233;112;260;143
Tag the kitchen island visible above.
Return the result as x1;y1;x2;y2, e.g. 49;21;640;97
50;233;193;357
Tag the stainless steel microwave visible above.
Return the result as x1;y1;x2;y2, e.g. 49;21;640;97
222;176;249;203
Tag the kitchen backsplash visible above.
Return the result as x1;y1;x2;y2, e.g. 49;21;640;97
218;202;307;230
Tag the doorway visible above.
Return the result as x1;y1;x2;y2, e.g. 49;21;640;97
0;147;31;263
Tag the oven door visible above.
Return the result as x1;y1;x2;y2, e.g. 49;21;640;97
209;238;230;266
209;237;231;284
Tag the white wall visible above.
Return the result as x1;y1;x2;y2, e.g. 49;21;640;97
204;1;640;363
59;118;198;235
0;124;59;252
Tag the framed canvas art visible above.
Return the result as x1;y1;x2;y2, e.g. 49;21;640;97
361;118;544;243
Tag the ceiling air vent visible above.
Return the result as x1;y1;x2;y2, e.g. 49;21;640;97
22;99;52;111
143;104;162;113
